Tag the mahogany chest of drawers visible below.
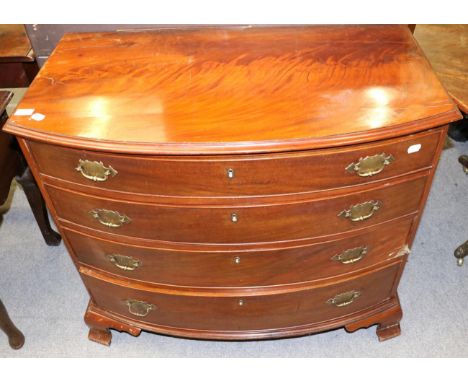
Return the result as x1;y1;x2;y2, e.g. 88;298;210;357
3;25;461;345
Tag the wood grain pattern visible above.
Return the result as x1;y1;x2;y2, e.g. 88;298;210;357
29;128;440;199
414;24;468;113
4;25;460;154
64;217;413;289
46;174;427;245
0;25;33;61
6;26;456;344
81;261;402;335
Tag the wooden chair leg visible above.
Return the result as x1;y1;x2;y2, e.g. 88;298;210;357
0;299;25;350
16;168;61;246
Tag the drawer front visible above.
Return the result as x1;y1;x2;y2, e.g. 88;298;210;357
29;129;439;197
82;262;401;332
66;218;413;287
47;176;426;244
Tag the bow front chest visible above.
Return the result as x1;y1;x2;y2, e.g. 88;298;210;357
4;25;461;345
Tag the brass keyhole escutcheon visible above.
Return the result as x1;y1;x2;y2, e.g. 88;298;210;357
227;168;235;179
231;213;238;223
233;256;241;264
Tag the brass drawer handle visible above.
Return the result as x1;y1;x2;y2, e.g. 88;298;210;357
89;209;131;228
346;153;394;177
327;290;361;307
107;254;141;271
331;246;368;264
76;159;117;182
126;299;155;317
338;200;381;222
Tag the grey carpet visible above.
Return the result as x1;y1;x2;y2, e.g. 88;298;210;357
1;139;467;357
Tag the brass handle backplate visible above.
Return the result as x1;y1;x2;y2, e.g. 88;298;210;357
126;299;155;317
108;254;141;271
346;153;394;177
338;200;381;222
76;159;117;182
327;290;361;307
89;209;131;228
332;246;368;264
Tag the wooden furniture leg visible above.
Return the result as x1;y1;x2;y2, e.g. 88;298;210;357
84;300;141;346
0;299;25;349
15;167;61;246
345;296;402;341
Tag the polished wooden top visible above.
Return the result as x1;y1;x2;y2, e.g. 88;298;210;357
414;24;468;113
5;25;460;154
0;25;33;62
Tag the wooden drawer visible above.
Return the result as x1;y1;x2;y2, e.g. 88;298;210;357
47;175;426;244
65;217;413;288
81;262;402;333
29;129;440;198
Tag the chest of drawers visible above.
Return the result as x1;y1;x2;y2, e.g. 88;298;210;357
3;25;461;346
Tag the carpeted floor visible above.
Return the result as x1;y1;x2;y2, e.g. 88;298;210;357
0;138;467;357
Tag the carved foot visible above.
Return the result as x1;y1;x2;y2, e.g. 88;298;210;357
88;327;112;346
84;300;141;346
376;321;401;341
16;167;61;246
0;299;25;350
345;296;402;342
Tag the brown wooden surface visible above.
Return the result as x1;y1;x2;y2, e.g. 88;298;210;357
65;217;413;289
0;25;33;61
29;128;440;199
7;27;454;344
81;261;401;335
0;25;38;87
46;174;427;245
414;25;468;113
4;25;460;154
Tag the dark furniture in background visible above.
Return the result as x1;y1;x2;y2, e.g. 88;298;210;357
0;91;25;350
414;25;468;266
0;89;61;349
5;26;461;346
25;24;177;67
0;25;38;87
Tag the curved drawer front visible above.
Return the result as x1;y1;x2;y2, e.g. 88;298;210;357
65;218;413;287
47;176;426;244
30;129;439;198
81;262;401;333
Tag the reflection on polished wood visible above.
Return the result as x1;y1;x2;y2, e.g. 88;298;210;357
5;25;460;154
414;24;468;113
6;26;461;345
